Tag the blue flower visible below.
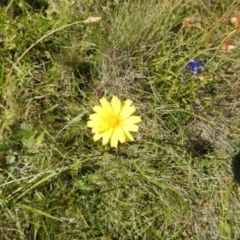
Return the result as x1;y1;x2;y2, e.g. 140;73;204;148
188;60;204;75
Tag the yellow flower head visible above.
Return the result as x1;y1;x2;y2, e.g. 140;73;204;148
87;96;141;148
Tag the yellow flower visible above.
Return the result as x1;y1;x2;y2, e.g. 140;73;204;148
87;96;141;148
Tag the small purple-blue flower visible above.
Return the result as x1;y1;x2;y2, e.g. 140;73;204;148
188;60;204;75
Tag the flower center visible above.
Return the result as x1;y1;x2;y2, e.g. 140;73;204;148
109;114;121;128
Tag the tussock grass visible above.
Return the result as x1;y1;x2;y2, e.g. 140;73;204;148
1;0;240;239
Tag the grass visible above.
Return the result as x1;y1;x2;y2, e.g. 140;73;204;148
1;0;240;239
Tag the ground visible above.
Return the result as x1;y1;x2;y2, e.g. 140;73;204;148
0;0;240;239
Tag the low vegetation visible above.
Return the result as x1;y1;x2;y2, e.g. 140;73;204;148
1;0;240;239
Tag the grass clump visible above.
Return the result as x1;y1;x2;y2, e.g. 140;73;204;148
1;0;240;239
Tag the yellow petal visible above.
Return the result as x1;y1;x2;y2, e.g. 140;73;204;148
91;128;98;133
111;96;121;116
102;128;113;145
124;116;141;124
87;120;96;128
89;113;99;121
93;105;103;113
100;97;112;113
93;133;103;141
121;100;136;119
110;130;119;148
124;99;133;106
98;122;110;133
123;129;134;141
115;127;126;143
123;124;139;132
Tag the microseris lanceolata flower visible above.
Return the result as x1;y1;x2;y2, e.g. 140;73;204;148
87;96;141;148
